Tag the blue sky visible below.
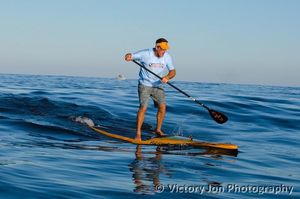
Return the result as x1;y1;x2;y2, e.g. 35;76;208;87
0;0;299;86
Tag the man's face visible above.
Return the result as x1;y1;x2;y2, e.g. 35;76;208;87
155;46;166;57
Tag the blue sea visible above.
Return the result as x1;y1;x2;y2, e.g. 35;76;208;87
0;74;299;199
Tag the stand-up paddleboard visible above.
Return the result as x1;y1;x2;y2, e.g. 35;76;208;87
90;126;238;151
73;116;238;151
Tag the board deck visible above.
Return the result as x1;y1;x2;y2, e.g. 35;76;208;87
90;126;238;150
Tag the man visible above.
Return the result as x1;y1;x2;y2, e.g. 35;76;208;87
124;38;176;141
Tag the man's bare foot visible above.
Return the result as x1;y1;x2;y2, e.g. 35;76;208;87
154;129;165;137
134;136;142;142
134;131;142;142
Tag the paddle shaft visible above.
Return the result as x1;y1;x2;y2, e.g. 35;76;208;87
132;60;210;110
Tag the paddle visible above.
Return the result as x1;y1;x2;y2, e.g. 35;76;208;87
132;60;228;124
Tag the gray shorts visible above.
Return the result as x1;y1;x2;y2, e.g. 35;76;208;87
138;84;165;107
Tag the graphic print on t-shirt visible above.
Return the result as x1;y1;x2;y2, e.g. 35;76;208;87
149;63;165;68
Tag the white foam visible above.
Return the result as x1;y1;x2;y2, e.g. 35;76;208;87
74;116;95;127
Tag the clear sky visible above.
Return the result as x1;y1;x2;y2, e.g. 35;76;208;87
0;0;299;87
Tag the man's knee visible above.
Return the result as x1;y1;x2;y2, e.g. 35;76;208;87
139;105;147;113
158;103;166;112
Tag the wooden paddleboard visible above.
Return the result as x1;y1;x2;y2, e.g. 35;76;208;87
90;126;238;151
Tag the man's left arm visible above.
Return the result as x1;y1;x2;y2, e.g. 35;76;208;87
162;69;176;83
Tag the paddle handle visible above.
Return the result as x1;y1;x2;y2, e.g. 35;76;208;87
132;60;208;110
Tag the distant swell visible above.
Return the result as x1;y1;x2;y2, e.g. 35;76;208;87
0;93;141;141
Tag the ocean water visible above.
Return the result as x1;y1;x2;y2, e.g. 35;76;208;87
0;74;299;198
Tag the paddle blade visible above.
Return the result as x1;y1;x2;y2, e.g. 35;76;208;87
208;109;228;124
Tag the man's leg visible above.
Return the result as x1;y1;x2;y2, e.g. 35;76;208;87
155;103;166;136
136;84;152;141
135;106;147;141
151;87;166;136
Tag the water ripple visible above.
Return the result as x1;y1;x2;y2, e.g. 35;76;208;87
0;74;299;198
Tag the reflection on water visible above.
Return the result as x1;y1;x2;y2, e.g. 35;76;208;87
129;145;167;194
129;145;238;195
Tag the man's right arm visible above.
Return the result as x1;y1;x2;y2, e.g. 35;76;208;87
124;53;133;61
125;49;145;62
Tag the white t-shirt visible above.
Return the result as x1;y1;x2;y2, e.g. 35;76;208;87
132;48;175;87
